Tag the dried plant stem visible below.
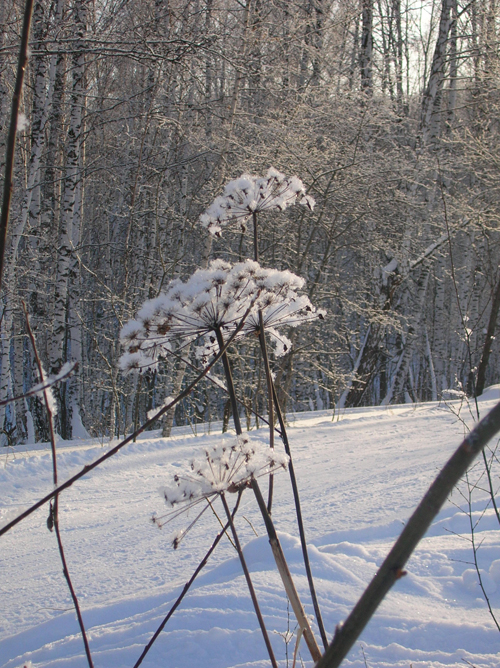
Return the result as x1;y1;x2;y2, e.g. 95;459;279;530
133;492;243;668
221;493;278;668
316;398;500;668
270;382;328;650
22;303;94;668
252;212;275;512
215;327;242;434
0;302;255;539
165;345;276;434
251;480;322;662
252;209;327;648
215;328;321;662
258;311;275;513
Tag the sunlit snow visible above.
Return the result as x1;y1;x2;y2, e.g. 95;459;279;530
1;390;500;667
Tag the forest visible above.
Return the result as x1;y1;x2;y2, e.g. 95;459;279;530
1;0;500;444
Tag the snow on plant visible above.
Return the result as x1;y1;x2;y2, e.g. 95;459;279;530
199;167;315;237
119;259;325;372
152;435;288;548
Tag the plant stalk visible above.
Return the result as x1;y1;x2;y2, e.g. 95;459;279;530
252;480;322;662
252;211;275;512
271;382;328;649
215;326;321;662
221;493;278;668
258;312;275;513
23;303;94;668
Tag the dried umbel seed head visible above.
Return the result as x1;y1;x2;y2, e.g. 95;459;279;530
152;436;289;549
199;168;316;237
119;259;326;373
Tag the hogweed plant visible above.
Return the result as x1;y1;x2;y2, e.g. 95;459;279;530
154;434;290;668
199;168;329;648
153;435;288;548
120;168;325;664
199;168;315;238
120;258;324;372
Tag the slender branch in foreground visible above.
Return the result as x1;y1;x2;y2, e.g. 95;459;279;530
133;491;243;668
0;303;254;538
316;398;500;668
221;492;278;668
23;303;94;668
0;0;35;291
271;382;328;650
0;362;77;407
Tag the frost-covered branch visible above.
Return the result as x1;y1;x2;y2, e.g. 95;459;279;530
0;361;77;408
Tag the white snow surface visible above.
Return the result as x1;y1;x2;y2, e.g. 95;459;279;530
1;390;500;667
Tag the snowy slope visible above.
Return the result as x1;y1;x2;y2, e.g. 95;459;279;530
1;392;500;668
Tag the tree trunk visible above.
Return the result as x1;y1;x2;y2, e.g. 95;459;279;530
50;0;88;438
421;0;454;143
360;0;373;93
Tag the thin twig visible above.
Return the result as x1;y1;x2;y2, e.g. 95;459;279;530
482;447;500;527
465;470;500;632
22;302;94;668
133;491;243;668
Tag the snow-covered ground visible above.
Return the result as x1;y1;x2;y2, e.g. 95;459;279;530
1;390;500;668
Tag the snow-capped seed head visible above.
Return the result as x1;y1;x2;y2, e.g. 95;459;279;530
199;169;316;236
301;194;316;211
119;259;325;372
171;529;185;550
167;436;288;505
152;436;288;548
